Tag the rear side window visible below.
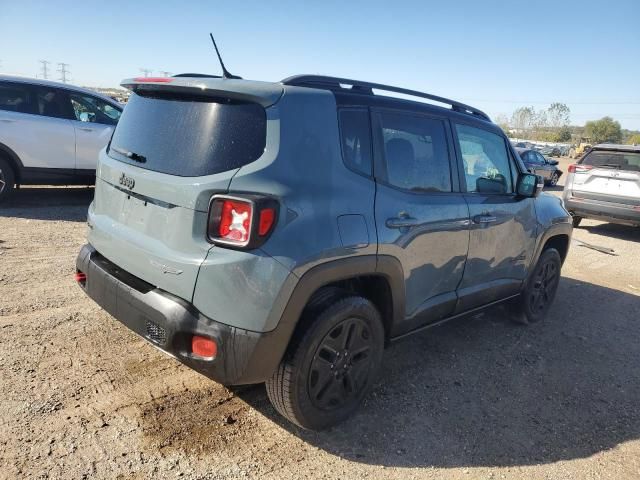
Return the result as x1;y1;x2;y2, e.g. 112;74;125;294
581;151;640;172
0;82;34;114
377;111;452;192
108;92;266;177
339;109;373;176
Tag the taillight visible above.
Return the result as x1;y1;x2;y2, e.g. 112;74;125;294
568;164;593;173
207;195;278;249
191;335;217;359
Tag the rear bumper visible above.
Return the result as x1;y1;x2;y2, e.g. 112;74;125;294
76;244;288;385
564;195;640;226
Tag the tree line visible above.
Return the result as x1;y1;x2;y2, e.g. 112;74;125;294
495;103;639;145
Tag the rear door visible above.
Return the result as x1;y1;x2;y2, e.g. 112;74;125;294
0;81;75;170
453;122;537;312
65;91;121;171
372;108;470;336
570;150;640;204
88;89;269;303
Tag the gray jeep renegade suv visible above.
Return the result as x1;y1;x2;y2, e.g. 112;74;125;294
76;74;572;430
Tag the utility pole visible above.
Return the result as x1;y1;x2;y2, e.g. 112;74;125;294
160;71;172;77
139;68;152;77
57;63;70;83
39;60;51;79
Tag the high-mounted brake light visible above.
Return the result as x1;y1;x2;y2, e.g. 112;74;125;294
207;195;278;249
133;77;173;83
568;164;593;173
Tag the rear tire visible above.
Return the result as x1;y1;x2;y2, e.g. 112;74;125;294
572;216;582;228
0;158;16;203
510;248;562;325
266;295;385;430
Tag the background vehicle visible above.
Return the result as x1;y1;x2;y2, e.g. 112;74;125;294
540;145;561;157
569;140;592;159
516;147;563;186
563;144;640;227
0;75;122;201
76;74;572;430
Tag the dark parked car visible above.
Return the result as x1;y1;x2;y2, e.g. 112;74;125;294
540;146;561;157
516;147;563;186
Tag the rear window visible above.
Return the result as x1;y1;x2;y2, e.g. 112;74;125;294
581;151;640;172
108;91;266;177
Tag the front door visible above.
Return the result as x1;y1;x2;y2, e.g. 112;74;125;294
373;109;470;336
453;122;537;312
65;92;121;171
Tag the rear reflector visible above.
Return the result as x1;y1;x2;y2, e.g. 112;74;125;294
74;272;86;283
133;77;173;83
191;335;217;359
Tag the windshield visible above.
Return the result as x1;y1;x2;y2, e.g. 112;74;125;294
581;151;640;172
108;91;266;177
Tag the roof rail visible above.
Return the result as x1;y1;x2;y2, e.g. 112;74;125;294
281;75;491;121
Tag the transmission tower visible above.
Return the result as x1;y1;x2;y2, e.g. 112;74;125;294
139;68;152;77
160;71;172;77
39;60;51;79
57;63;70;83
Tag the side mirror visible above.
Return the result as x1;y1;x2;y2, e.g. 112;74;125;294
517;173;544;198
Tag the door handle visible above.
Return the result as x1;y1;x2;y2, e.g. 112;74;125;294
473;214;497;224
386;215;419;229
79;127;94;132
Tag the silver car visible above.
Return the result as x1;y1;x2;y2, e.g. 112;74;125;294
0;75;123;201
563;144;640;227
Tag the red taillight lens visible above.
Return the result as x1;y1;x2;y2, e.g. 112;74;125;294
207;195;278;248
191;335;217;359
74;272;86;284
568;164;593;173
133;77;173;83
218;199;252;243
258;208;276;236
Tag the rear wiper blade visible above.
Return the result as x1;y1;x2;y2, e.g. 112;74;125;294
111;146;147;163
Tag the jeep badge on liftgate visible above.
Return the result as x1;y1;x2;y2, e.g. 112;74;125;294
119;173;135;190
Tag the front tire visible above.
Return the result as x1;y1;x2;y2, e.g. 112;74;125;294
0;158;16;202
266;295;385;430
510;248;562;325
548;172;559;186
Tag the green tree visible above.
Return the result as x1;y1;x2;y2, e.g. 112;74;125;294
584;117;622;144
627;134;640;145
554;126;572;142
547;103;571;129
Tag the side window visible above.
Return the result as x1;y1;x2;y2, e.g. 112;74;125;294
34;87;72;120
68;93;121;126
0;82;34;114
535;152;547;164
339;109;372;176
455;124;514;194
378;111;452;192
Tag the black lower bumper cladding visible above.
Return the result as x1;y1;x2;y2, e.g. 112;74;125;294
75;244;275;385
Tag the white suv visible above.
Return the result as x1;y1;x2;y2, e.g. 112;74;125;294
0;75;123;201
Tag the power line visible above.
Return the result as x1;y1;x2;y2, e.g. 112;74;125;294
139;68;152;77
39;60;51;79
57;63;70;83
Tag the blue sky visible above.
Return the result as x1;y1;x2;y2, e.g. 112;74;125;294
1;0;639;129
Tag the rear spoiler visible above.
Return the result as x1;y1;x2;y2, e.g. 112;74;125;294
121;77;284;108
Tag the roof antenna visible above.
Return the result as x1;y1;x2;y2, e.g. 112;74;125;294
209;33;242;79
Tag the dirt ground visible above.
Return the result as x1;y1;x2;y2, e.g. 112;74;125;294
1;161;640;479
